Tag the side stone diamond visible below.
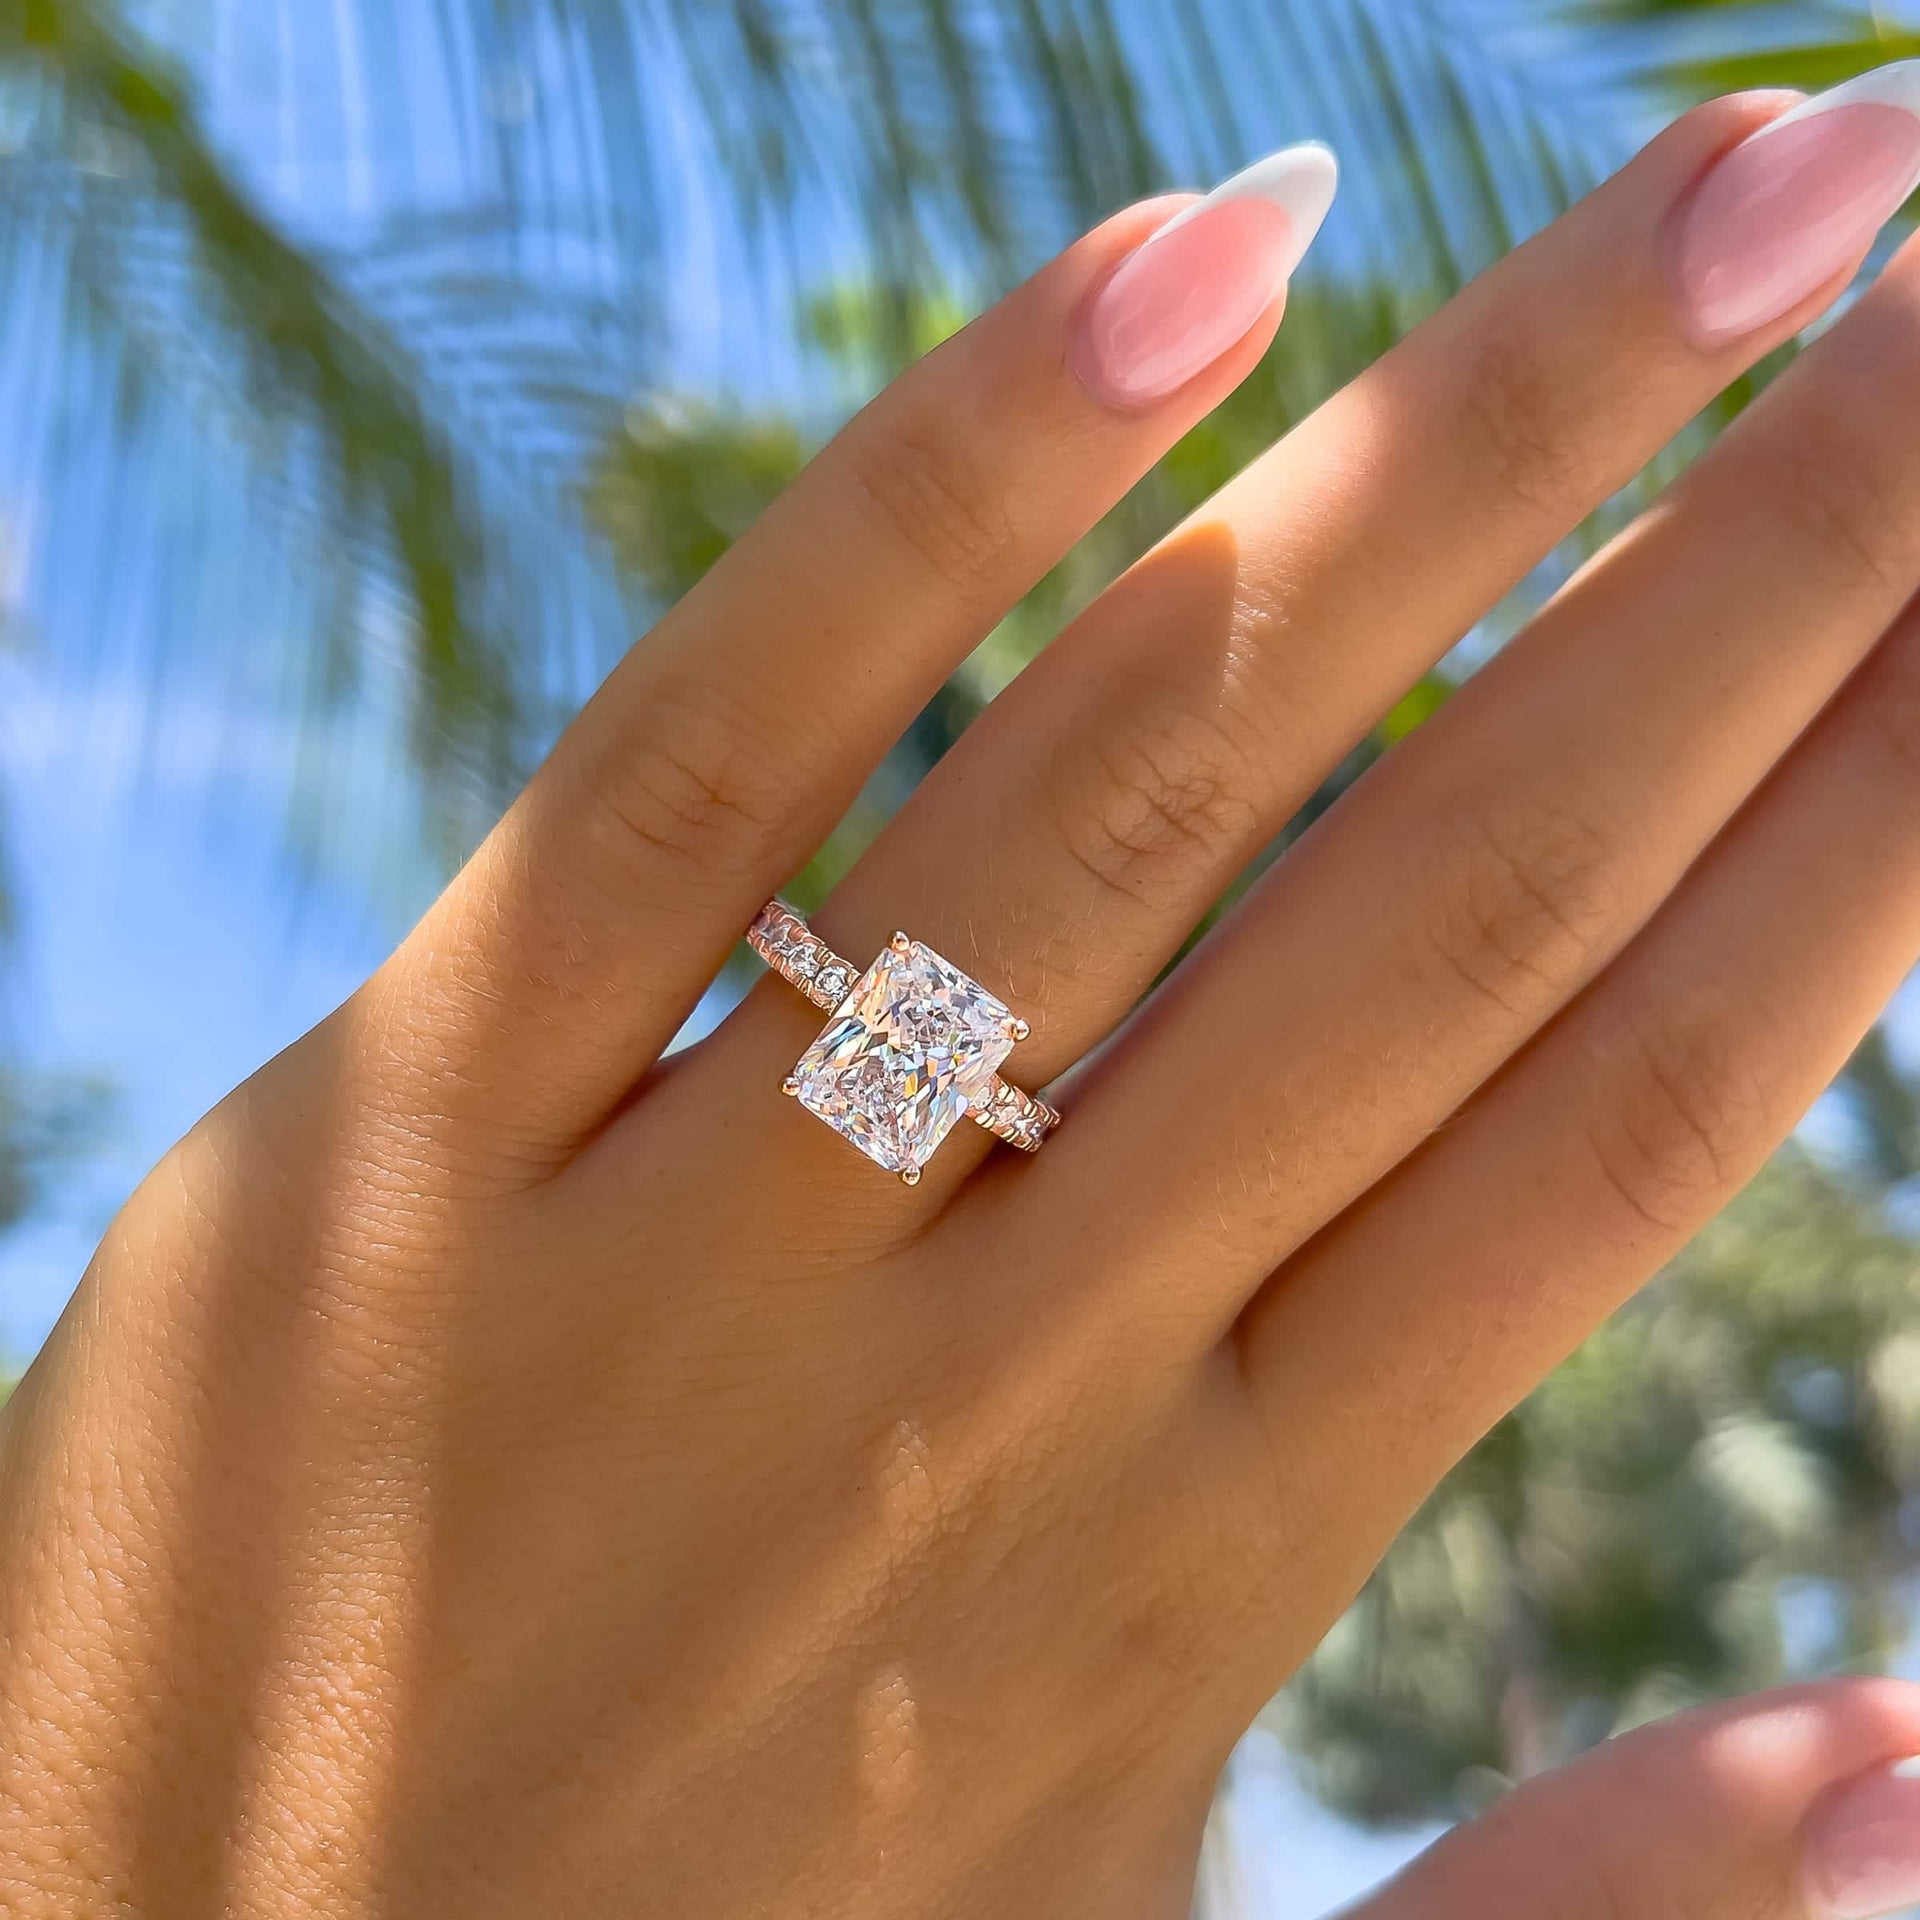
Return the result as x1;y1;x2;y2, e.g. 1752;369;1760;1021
789;938;1015;1175
813;961;855;1006
748;901;803;966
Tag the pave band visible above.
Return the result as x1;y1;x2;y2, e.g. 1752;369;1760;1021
748;900;1060;1176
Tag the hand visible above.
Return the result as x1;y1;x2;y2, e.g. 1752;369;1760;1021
8;69;1920;1919
1301;1682;1920;1920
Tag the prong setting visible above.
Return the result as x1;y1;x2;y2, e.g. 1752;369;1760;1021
748;900;1060;1171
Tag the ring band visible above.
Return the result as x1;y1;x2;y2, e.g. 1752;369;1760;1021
748;900;1060;1183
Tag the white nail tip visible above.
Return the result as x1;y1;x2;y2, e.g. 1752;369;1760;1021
1760;58;1920;134
1146;141;1339;281
1741;59;1920;209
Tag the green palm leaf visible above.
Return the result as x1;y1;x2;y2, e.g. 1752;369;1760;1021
9;0;1920;1866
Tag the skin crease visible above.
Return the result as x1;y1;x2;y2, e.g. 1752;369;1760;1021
14;86;1920;1920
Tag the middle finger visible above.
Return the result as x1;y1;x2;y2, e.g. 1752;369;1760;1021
698;82;1891;1199
1013;206;1920;1339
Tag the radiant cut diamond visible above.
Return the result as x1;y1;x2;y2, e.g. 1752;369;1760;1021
789;937;1015;1175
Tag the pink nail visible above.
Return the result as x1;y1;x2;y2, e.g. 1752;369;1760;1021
1804;1762;1920;1918
1672;65;1920;347
1073;143;1337;411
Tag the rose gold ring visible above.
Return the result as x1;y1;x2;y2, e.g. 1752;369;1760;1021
747;900;1060;1185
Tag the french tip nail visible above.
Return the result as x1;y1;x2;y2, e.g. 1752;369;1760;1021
1740;59;1920;204
1073;142;1335;408
1761;58;1920;132
1148;140;1340;278
1672;56;1920;346
1803;1760;1920;1918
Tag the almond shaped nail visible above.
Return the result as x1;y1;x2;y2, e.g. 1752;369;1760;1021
1747;58;1920;185
1804;1760;1920;1917
1145;141;1340;279
1673;60;1920;346
1073;141;1339;410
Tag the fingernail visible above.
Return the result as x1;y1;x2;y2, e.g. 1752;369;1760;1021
1073;142;1338;410
1804;1759;1920;1917
1672;62;1920;346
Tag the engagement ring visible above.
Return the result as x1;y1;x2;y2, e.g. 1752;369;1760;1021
748;900;1059;1184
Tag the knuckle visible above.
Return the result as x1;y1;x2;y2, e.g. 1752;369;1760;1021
1455;1710;1814;1920
1536;1850;1640;1920
572;685;788;885
1043;694;1263;912
1768;420;1920;594
1112;1563;1221;1713
1418;794;1624;1022
841;413;1014;593
1585;985;1777;1236
1465;1784;1666;1920
1858;641;1920;794
1458;326;1601;510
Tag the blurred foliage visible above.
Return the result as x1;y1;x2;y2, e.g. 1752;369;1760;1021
588;402;809;601
8;0;1920;1862
0;0;1653;873
1277;1134;1920;1821
0;819;109;1315
0;1065;107;1243
7;0;513;840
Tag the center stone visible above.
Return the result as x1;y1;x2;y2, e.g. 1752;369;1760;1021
790;937;1015;1175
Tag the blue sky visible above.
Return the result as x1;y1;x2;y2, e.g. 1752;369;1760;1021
8;3;1920;1911
0;666;399;1355
0;7;1444;1901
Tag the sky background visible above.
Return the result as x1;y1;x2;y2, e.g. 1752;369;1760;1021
9;3;1920;1912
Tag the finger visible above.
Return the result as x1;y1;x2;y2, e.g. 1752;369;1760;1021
1231;594;1920;1598
379;148;1339;1156
1015;192;1920;1333
1349;1681;1920;1920
707;86;1832;1133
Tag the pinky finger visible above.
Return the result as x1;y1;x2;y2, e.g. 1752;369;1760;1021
1237;595;1920;1549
